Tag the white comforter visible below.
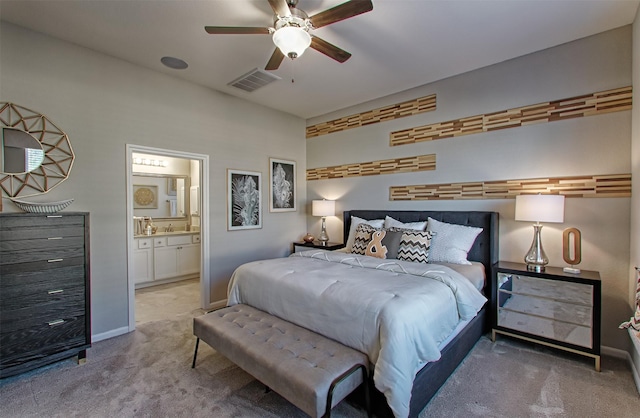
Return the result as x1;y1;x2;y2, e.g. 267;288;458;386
227;250;487;418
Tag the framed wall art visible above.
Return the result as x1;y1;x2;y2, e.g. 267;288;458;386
133;185;158;209
269;158;296;212
228;169;262;230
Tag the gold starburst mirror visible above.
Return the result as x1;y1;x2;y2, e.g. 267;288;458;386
0;102;75;201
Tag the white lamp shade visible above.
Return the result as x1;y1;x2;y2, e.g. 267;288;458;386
272;26;311;58
515;194;565;223
312;200;335;217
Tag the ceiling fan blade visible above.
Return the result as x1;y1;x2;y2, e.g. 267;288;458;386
310;36;351;63
205;26;271;35
309;0;373;29
265;48;285;71
268;0;291;18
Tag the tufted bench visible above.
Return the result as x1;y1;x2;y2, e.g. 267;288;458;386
192;304;370;418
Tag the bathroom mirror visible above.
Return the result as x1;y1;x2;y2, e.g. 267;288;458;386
133;173;189;220
0;102;75;198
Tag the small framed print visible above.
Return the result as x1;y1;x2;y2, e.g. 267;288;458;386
228;169;262;230
269;158;296;212
133;185;158;209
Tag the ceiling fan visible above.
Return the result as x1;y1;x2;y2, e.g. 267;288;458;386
205;0;373;70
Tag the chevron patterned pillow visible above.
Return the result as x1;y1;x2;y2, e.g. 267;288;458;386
397;231;434;264
351;223;379;255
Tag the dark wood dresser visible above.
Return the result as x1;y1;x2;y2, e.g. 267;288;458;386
0;212;91;378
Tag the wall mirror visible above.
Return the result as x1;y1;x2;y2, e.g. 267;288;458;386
0;102;74;198
133;173;189;220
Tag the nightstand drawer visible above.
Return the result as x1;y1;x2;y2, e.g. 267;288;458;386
508;274;593;306
498;292;592;327
498;309;593;348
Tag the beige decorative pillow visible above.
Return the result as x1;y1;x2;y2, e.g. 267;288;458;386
351;223;379;255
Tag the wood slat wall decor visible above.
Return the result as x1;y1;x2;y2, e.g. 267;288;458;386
389;87;632;146
306;94;436;138
307;154;436;181
389;174;631;200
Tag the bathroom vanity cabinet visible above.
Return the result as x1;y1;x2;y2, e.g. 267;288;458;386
0;212;91;378
133;232;200;287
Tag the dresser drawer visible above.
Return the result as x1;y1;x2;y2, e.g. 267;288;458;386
0;245;85;265
1;263;85;301
1;283;85;314
0;214;85;229
0;315;87;370
0;235;84;252
0;291;86;333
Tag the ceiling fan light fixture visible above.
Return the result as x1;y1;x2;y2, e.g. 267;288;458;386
272;26;311;59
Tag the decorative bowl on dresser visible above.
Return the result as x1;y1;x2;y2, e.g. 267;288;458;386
0;212;91;378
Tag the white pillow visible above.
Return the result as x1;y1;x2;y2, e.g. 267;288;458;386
384;215;427;231
427;217;483;265
345;216;384;252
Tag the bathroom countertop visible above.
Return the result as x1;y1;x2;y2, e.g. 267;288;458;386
135;230;199;238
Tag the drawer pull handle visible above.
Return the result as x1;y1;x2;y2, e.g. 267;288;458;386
48;259;64;263
48;237;64;240
48;289;64;295
48;319;65;326
47;215;63;218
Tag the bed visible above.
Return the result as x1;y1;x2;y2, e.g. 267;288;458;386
227;210;499;418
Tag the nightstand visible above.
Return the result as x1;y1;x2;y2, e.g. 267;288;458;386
491;261;601;371
292;241;344;253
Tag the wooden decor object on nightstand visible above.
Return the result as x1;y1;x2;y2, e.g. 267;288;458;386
491;261;601;371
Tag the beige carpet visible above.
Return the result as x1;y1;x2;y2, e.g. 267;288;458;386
1;280;639;417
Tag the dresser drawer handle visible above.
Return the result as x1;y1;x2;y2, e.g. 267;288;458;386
48;289;64;295
47;215;63;218
48;237;64;240
48;259;64;263
48;319;65;326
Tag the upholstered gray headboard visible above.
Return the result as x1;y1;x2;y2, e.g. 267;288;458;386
343;210;499;271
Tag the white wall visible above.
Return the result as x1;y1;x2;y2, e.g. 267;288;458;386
0;23;307;337
307;26;632;350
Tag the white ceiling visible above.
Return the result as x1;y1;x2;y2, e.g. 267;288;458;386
1;0;638;119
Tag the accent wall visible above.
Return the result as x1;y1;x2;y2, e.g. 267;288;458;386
306;26;633;350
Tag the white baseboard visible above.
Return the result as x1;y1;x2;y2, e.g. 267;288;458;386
206;299;227;311
601;345;629;359
91;326;130;343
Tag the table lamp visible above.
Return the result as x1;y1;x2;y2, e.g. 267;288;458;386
312;199;335;244
515;194;565;272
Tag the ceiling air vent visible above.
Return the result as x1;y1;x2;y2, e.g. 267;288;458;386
228;68;281;92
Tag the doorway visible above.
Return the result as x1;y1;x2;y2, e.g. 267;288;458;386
125;144;210;331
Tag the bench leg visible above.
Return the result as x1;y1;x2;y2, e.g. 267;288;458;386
323;364;370;418
191;338;200;369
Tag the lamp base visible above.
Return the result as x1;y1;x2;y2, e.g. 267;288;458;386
318;216;329;243
524;224;548;273
526;263;545;272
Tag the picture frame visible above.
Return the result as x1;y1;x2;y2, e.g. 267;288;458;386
227;169;262;230
133;185;158;209
269;158;296;212
167;177;177;196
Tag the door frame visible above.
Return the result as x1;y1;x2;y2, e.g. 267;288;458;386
125;144;210;331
